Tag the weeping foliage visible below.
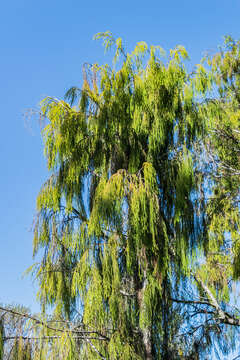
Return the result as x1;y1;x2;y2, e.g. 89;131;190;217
10;33;240;359
27;32;209;359
185;37;240;359
199;37;240;298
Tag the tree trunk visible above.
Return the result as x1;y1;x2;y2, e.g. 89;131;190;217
142;326;153;360
137;270;153;360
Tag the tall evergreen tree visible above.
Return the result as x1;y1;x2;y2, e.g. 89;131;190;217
1;34;240;360
31;32;208;359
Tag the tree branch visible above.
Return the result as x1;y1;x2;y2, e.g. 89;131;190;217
193;275;240;326
0;306;109;341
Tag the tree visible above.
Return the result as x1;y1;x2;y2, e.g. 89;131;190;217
169;36;240;359
31;32;208;359
0;305;34;360
30;32;210;359
2;33;240;359
188;36;240;356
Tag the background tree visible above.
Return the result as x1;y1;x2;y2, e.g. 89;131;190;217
168;36;240;359
188;36;240;356
0;305;33;360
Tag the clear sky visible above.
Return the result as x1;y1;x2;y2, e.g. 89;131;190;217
1;0;240;316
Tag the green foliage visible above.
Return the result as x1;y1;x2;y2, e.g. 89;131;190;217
198;37;240;297
15;34;240;359
30;33;208;359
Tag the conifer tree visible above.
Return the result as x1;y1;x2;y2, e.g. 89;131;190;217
30;32;208;359
169;36;240;358
2;34;240;360
190;37;240;356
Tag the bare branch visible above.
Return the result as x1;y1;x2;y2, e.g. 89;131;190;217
0;306;109;341
193;275;240;326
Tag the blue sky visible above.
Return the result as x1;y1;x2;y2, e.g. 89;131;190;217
0;0;240;316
